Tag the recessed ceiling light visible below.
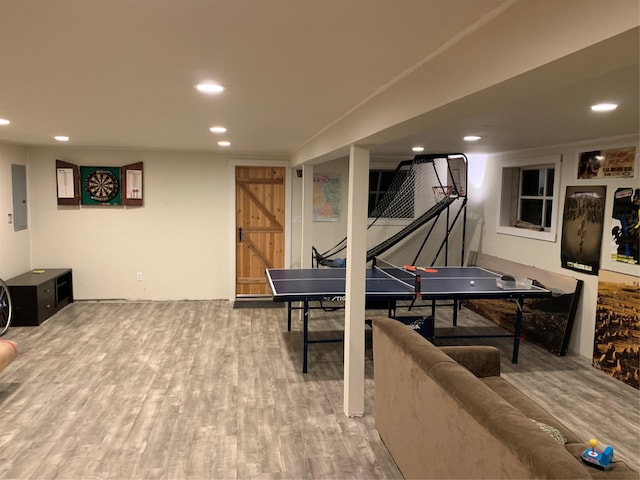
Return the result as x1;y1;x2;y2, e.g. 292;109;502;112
54;135;70;142
463;135;482;142
0;118;10;125
218;140;231;147
210;126;227;134
591;103;618;112
412;146;425;152
196;82;225;94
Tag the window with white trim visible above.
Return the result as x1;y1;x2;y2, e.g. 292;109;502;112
519;167;554;229
497;155;561;241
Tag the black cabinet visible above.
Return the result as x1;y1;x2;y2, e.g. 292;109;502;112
6;269;73;326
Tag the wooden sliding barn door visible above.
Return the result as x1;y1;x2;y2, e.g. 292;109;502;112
235;166;285;296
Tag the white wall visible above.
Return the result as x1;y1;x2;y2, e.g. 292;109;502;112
473;135;640;358
27;147;232;300
0;142;32;279
289;157;351;268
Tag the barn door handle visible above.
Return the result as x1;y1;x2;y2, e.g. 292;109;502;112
238;227;242;242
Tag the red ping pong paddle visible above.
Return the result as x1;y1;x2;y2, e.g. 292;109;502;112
404;265;438;273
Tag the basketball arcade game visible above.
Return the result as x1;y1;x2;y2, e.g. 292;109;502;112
266;258;551;373
312;153;469;269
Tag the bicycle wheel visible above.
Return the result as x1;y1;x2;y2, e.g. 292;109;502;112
0;279;12;336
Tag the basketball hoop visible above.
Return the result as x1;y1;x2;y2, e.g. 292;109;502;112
432;185;455;201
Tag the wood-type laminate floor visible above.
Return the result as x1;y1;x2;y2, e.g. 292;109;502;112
0;300;638;479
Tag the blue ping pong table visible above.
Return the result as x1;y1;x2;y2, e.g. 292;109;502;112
266;260;551;373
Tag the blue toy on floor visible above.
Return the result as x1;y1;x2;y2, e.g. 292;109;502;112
581;439;614;470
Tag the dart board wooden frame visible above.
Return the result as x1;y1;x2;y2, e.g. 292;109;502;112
57;160;144;207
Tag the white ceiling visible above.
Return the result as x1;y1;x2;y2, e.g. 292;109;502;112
0;0;638;162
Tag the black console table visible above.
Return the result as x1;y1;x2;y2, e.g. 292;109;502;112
6;269;73;326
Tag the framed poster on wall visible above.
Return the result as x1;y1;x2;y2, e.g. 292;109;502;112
593;270;639;390
610;187;639;265
577;146;635;179
313;173;340;222
560;185;606;275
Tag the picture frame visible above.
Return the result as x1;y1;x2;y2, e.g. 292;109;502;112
577;146;635;179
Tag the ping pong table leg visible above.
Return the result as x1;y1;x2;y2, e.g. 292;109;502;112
453;302;458;326
303;299;309;373
512;297;523;364
287;301;292;331
387;300;396;318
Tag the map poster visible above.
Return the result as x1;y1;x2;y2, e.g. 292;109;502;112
561;185;606;275
577;146;636;179
313;174;340;222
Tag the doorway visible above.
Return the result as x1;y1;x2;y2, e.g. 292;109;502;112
235;166;285;296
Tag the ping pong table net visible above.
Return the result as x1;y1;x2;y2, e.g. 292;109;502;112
372;258;422;296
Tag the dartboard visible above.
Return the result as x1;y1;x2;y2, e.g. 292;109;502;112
85;169;119;202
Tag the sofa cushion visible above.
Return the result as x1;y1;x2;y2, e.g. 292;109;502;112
481;375;583;444
439;345;501;377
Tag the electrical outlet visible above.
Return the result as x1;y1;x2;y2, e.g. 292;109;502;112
136;272;143;281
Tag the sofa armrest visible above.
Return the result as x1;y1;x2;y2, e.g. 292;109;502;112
439;345;501;377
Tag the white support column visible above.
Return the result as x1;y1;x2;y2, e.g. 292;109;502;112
300;164;314;268
344;145;369;417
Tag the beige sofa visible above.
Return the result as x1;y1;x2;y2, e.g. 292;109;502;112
372;317;637;479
